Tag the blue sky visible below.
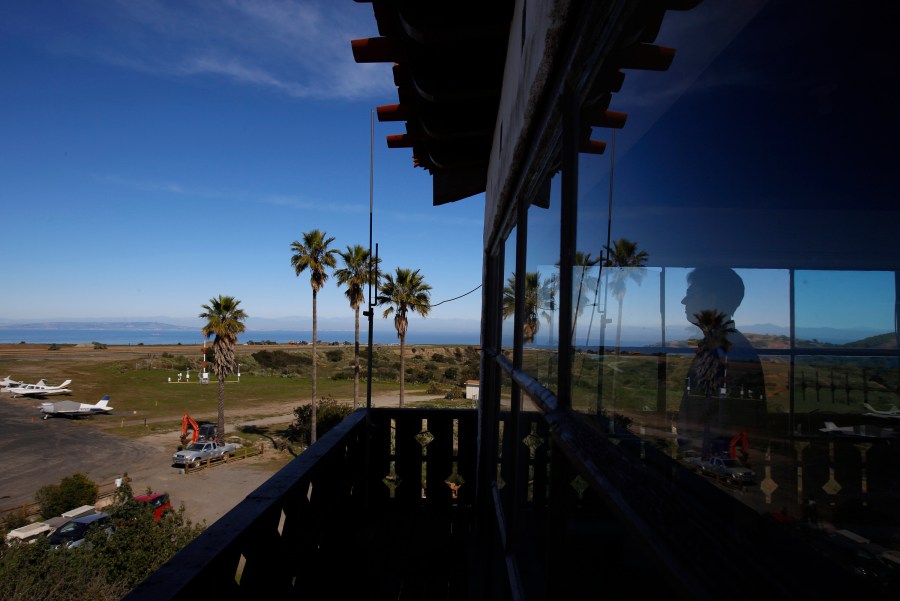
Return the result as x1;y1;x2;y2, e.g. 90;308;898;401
2;1;896;343
1;0;485;330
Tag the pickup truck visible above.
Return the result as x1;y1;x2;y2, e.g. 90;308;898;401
172;441;237;467
685;454;755;486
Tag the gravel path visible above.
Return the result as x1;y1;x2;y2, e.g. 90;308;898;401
0;390;436;527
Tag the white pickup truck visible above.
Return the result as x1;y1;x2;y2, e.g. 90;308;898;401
686;454;755;485
172;441;237;467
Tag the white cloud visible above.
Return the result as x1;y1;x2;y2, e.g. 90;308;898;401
73;0;395;100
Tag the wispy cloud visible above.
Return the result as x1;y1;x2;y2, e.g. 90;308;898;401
259;194;368;214
94;174;224;198
62;0;394;101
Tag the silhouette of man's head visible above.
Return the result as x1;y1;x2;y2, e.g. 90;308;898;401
682;267;744;324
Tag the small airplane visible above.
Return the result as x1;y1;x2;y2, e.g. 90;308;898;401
39;395;113;419
8;379;72;397
863;403;900;419
1;376;24;390
819;421;855;435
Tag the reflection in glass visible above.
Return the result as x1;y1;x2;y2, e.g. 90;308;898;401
795;271;897;349
501;228;517;359
677;267;768;453
526;171;561;393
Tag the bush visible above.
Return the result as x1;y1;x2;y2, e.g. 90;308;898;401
431;353;445;362
0;476;203;600
252;349;310;370
93;342;108;350
286;396;353;445
325;349;344;362
48;343;62;351
35;473;98;518
1;507;29;534
443;367;459;380
426;382;446;395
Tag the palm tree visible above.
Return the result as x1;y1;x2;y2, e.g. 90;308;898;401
603;239;648;411
290;229;338;443
572;251;600;336
199;295;247;443
502;271;540;344
335;244;379;410
604;239;649;355
540;272;559;345
378;267;432;407
692;309;735;454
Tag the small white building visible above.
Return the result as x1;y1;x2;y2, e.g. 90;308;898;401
465;380;480;401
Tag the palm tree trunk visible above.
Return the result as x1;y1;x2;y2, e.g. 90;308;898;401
353;305;360;410
399;333;405;407
611;295;624;407
217;376;225;441
311;289;318;444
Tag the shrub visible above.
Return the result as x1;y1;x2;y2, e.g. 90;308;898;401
426;382;446;395
93;342;108;350
325;349;344;362
431;353;444;362
286;396;353;445
252;349;310;370
443;367;459;380
35;473;98;518
1;507;29;533
48;343;61;351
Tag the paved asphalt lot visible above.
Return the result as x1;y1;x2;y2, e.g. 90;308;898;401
0;395;285;527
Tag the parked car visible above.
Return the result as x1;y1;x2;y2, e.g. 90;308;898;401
48;513;111;549
172;440;237;467
134;492;173;522
685;454;755;485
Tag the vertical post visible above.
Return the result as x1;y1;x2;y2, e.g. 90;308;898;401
366;108;375;411
557;88;577;408
657;268;667;417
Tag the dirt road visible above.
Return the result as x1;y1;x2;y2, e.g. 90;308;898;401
0;390;433;527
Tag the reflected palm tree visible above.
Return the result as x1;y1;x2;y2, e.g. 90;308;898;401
604;239;649;355
603;239;648;411
503;271;541;344
540;272;559;345
692;309;735;454
572;251;600;336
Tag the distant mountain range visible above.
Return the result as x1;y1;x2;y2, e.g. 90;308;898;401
0;321;193;331
0;316;481;334
0;319;892;348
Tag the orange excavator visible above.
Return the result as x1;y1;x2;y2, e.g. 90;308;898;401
729;431;750;465
180;413;217;446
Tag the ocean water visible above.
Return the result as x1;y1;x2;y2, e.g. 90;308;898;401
0;328;481;346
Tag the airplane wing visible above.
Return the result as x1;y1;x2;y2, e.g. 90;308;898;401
863;403;900;418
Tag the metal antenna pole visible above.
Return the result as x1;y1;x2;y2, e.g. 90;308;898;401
366;108;375;410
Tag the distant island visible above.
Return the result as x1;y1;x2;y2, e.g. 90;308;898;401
0;322;193;331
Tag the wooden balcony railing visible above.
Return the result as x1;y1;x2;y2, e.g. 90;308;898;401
122;403;897;600
122;408;485;600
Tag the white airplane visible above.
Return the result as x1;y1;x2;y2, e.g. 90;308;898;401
863;403;900;419
819;421;855;435
1;376;24;390
8;379;72;397
40;395;113;419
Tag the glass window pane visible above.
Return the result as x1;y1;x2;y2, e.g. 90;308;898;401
525;171;562;393
501;227;517;360
795;271;897;349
